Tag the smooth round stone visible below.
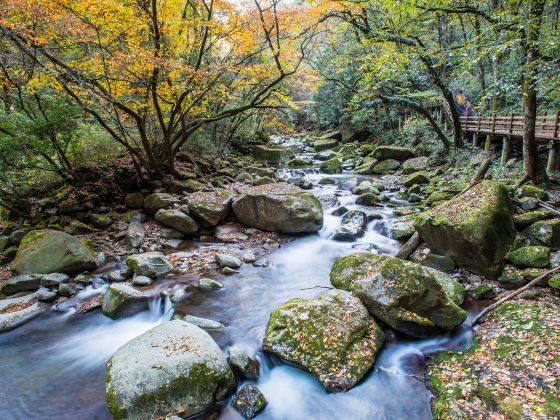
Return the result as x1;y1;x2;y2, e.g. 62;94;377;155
132;276;153;287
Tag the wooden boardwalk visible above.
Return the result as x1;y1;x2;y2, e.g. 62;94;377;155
460;112;560;171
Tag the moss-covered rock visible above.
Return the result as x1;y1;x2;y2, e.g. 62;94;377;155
320;158;342;174
390;217;415;240
402;156;429;174
330;253;466;337
232;183;323;233
469;284;497;300
513;210;555;229
352;160;377;175
426;191;455;205
332;210;368;241
498;266;526;289
263;290;384;392
231;385;266;419
102;283;150;319
507;246;550;268
521;218;560;249
372;145;414;162
126;252;173;277
516;185;549;201
253;145;291;163
154;209;198;235
313;138;339;151
403;172;429;188
288;157;313;167
373;159;401;175
106;320;235;420
11;230;97;275
415;181;515;279
355;192;380;206
187;189;234;227
143;193;178;214
548;274;560;292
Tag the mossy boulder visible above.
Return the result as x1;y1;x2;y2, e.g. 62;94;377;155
426;191;455;205
469;284;497;300
101;283;150;319
390;217;415;240
498;266;526;289
372;146;414;162
288;157;313;167
332;210;368;241
355;193;380;206
143;193;178;214
513;210;555;229
11;230;97;275
548;274;560;292
106;320;235;420
516;185;549;201
231;385;267;419
402;156;429;174
521;219;560;249
154;209;198;235
320;158;342;174
253;145;291;163
330;253;467;337
415;181;515;279
187;189;234;227
232;183;323;233
507;246;550;268
263;290;384;392
373;159;401;175
125;193;145;209
314;138;339;151
403;172;429;188
126;252;173;277
352;160;377;175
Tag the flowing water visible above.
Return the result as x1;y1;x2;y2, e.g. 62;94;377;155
0;136;478;419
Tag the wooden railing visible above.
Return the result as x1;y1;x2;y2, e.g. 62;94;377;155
461;112;560;142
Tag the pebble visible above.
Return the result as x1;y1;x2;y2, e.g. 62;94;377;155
132;276;153;287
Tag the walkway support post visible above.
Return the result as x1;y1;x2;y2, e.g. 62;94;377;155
485;134;492;151
501;136;511;165
547;141;559;173
472;133;479;147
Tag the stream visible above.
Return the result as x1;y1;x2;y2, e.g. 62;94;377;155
0;136;479;419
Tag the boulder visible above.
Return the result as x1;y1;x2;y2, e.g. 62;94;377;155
89;214;113;229
330;253;467;337
126;252;173;277
373;159;401;175
315;151;337;161
403;172;429;188
154;209;198;235
263;290;385;392
390;218;415;240
126;222;145;249
187;190;234;226
106;320;235;419
332;210;368;241
228;346;259;379
11;230;97;275
40;273;70;288
513;210;555;229
102;283;150;319
507;246;550;268
253;145;291;163
516;185;549;201
320;158;342;174
232;183;323;233
355;193;380;206
402;156;429;174
372;146;414;162
352;160;377;175
414;181;515;279
215;254;242;269
521;219;560;249
143;193;178;214
231;385;266;419
0;294;50;332
132;276;153;287
198;278;223;289
418;254;455;274
0;274;42;296
314;138;338;151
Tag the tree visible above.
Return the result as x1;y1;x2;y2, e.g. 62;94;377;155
0;0;317;179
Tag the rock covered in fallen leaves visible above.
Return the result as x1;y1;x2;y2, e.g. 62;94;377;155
187;189;235;227
330;253;466;338
126;252;173;277
263;289;385;392
231;385;267;419
106;320;235;420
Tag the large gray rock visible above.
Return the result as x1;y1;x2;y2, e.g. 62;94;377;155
415;181;515;279
232;183;323;233
126;252;173;277
332;210;368;241
372;145;414;162
0;294;50;332
187;190;234;227
155;209;198;235
143;193;178;214
126;222;145;249
330;253;467;338
0;274;42;296
228;346;259;379
263;289;385;392
106;320;235;419
11;230;97;275
253;145;291;163
402;156;429;174
101;283;150;319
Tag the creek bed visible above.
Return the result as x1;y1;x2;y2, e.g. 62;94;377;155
0;139;481;419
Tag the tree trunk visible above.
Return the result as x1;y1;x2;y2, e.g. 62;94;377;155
443;89;464;147
522;0;547;185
